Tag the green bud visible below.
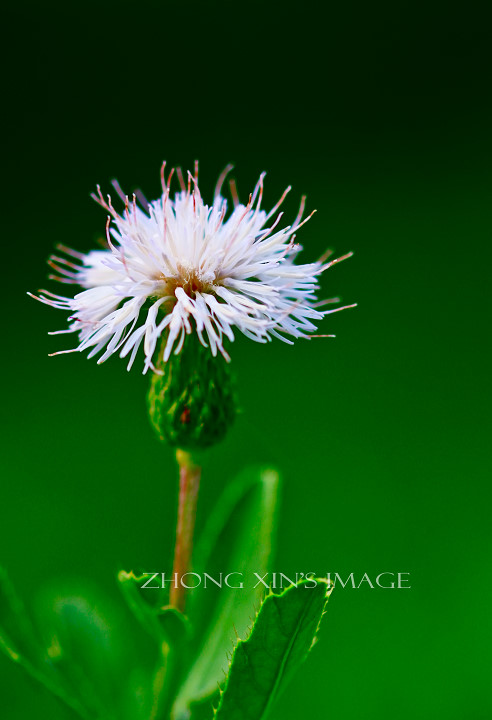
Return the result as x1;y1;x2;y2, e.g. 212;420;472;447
147;334;237;450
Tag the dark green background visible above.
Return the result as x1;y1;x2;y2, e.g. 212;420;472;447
3;1;491;717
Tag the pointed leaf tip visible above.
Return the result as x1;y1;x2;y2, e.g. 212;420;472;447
213;579;330;720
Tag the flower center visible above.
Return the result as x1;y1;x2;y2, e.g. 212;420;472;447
156;265;216;299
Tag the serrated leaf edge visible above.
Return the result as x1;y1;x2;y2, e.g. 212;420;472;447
212;578;333;719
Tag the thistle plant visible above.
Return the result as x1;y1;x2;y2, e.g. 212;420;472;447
2;164;354;719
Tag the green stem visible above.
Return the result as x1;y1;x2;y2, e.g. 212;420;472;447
169;449;201;612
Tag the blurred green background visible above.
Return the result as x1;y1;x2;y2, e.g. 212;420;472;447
2;0;491;717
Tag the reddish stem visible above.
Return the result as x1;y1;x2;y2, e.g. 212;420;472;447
169;449;201;612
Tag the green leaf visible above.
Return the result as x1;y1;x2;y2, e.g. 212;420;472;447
118;570;165;643
0;568;93;719
34;585;128;719
1;570;155;720
117;571;191;651
0;566;43;664
213;579;332;720
118;572;196;720
172;467;280;716
157;605;192;648
153;606;194;720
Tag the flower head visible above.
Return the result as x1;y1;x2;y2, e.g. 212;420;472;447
31;164;354;373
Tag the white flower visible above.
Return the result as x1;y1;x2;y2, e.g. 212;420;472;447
31;164;354;373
